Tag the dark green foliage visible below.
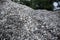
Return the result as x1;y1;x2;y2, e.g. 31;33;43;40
12;0;55;10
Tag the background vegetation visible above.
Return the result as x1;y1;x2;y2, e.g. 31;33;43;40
11;0;57;11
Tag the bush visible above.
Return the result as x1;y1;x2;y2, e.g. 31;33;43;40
12;0;54;11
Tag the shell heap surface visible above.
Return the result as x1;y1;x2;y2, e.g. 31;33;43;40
0;1;60;40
